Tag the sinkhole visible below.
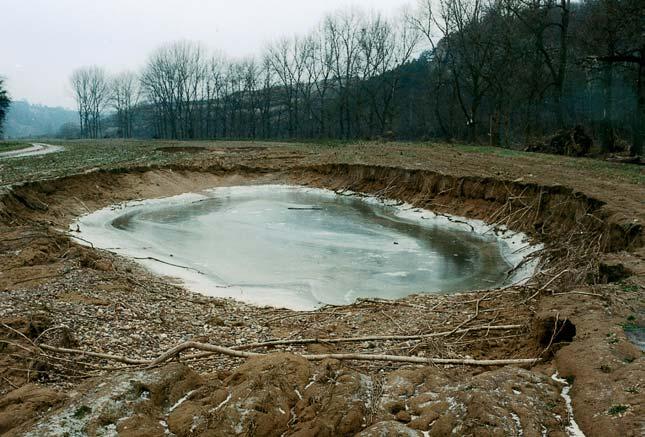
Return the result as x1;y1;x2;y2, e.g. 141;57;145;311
73;185;539;310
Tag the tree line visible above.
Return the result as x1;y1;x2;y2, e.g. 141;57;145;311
0;78;10;137
69;0;644;155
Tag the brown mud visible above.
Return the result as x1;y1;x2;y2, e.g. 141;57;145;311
0;145;643;436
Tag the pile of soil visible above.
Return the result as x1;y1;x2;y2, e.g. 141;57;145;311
527;126;593;157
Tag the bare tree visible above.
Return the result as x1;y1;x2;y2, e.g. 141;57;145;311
70;66;110;138
0;77;10;138
581;0;644;155
202;54;227;138
505;0;572;129
258;56;276;138
439;0;499;141
110;72;140;138
359;11;420;137
324;9;363;138
266;37;308;138
140;41;207;139
304;28;334;137
62;3;640;153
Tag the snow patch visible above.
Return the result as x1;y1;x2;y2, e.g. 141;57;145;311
214;392;232;411
552;373;585;437
511;412;524;436
168;389;198;413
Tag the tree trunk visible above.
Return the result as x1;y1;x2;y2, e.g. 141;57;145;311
632;58;644;156
599;63;615;154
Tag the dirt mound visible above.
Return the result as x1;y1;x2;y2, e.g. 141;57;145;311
155;146;210;154
0;385;65;435
527;126;593;157
6;355;580;436
5;363;202;436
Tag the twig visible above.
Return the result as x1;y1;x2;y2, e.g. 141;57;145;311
131;256;205;274
11;273;65;285
552;291;603;297
73;196;91;213
69;234;95;248
1;376;19;390
432;211;476;232
525;269;571;301
381;310;405;333
39;344;148;365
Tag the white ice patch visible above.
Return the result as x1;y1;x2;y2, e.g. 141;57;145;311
304;375;317;390
384;271;409;277
168;389;198;413
551;373;586;437
511;412;523;436
214;392;232;411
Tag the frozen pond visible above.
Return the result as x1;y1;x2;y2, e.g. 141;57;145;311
74;185;538;309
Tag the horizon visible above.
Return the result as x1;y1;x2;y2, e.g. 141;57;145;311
1;0;412;110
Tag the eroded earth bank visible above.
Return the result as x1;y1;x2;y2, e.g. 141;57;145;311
0;142;643;436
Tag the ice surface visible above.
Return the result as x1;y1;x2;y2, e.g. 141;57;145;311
74;185;539;310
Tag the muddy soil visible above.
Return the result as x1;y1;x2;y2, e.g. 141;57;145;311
0;143;643;436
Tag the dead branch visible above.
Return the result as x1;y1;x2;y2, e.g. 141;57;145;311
432;211;476;232
302;352;539;366
38;337;540;369
11;273;67;286
69;234;95;248
131;256;205;274
526;269;572;301
552;291;603;297
232;324;523;350
2;376;19;390
39;344;149;365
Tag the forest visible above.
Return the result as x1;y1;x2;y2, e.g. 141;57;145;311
66;0;644;155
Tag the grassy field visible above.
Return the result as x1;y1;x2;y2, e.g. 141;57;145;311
0;139;191;186
0;139;642;188
442;142;644;184
0;141;32;153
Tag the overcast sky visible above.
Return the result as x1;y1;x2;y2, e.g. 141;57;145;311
1;0;413;109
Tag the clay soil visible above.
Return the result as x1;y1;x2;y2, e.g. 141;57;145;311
0;140;643;436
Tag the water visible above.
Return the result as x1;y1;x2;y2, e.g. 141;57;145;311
625;327;645;351
75;185;537;309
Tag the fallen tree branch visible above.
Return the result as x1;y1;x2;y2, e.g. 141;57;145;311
11;273;66;286
233;324;523;350
526;269;571;301
40;344;148;365
131;256;205;274
302;352;539;366
39;338;540;369
431;211;475;232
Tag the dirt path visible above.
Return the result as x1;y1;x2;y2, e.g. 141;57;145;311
0;143;64;159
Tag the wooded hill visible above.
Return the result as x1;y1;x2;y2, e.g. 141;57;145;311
69;0;644;155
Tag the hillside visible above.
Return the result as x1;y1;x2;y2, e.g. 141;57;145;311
4;100;77;138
